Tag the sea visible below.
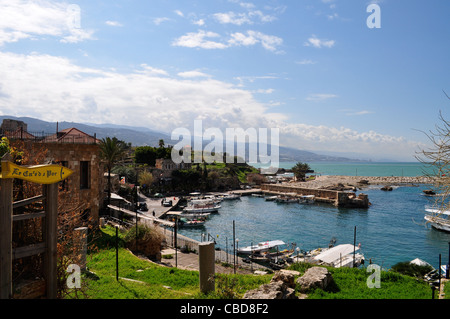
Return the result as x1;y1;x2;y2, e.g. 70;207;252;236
178;162;450;270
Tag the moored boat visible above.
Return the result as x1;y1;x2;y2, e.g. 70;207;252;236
237;240;286;255
424;208;450;232
299;195;315;204
184;199;221;213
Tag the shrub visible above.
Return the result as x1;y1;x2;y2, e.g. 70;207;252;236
124;224;164;259
390;261;433;279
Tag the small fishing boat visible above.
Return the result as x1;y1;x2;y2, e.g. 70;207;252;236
299;195;315;204
237;240;286;255
275;196;298;203
181;212;211;219
424;208;450;233
178;217;205;227
222;193;241;200
265;195;278;201
184;199;221;213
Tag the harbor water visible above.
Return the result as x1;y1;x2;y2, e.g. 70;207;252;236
178;162;450;270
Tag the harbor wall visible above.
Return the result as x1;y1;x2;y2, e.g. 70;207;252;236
260;184;369;208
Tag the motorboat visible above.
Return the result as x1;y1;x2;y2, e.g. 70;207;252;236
178;217;205;227
275;196;298;203
299;195;315;204
183;199;221;213
265;195;278;201
424;208;450;233
181;212;211;219
222;193;241;200
237;240;286;255
313;244;364;268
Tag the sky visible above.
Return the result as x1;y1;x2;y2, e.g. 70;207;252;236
0;0;449;162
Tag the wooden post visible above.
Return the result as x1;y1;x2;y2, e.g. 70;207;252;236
0;154;13;299
44;183;58;299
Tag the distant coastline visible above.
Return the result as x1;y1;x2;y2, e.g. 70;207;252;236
252;161;433;178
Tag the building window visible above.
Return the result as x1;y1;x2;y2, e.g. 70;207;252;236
80;161;90;189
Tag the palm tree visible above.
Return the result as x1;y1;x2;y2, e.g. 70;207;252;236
292;162;311;182
99;137;128;206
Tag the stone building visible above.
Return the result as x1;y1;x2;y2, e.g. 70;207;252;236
1;119;104;224
155;158;192;178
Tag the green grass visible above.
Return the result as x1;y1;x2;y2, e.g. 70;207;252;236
81;226;271;299
78;226;442;299
288;262;433;299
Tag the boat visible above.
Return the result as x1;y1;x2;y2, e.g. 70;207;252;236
178;217;205;227
183;199;221;213
265;195;278;201
181;212;211;219
299;195;315;204
275;196;298;203
237;240;286;255
252;193;264;198
313;244;364;268
222;193;241;200
424;208;450;233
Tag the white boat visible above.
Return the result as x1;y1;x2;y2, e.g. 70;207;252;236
313;244;364;268
265;195;278;201
299;195;315;204
178;217;205;227
222;193;241;200
275;196;298;203
181;212;211;219
184;199;221;213
237;240;286;255
424;208;450;233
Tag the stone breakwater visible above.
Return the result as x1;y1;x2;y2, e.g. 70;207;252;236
261;175;435;209
291;175;435;190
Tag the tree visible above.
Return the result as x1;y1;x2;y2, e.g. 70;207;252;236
292;162;311;182
99;137;128;206
158;139;165;148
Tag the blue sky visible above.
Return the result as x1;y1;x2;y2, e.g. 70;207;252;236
0;0;449;161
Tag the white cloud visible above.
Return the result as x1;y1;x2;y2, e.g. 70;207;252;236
153;17;171;25
178;70;211;78
0;51;424;161
213;10;276;25
296;59;317;65
172;30;228;49
306;93;338;101
105;20;123;27
0;0;94;45
172;29;283;52
192;19;205;26
174;10;184;17
304;35;335;48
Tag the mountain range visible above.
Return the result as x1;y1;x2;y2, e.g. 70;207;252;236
0;115;369;163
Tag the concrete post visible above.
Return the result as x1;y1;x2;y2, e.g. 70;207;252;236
73;227;88;271
198;242;215;294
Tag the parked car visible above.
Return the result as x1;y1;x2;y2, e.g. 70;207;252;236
162;199;172;207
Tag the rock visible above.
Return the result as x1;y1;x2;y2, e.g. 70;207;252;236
270;270;296;289
244;270;298;299
380;185;393;191
243;281;296;299
296;267;333;293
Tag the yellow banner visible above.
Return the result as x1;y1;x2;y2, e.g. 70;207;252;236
1;161;73;184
